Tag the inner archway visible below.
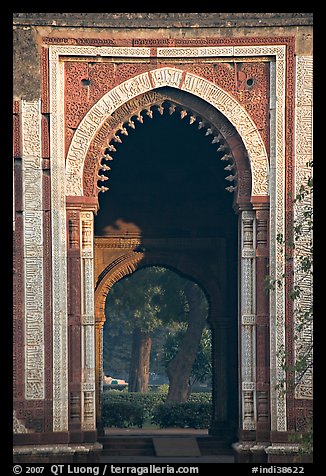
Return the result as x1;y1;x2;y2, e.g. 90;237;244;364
102;265;212;430
93;101;239;443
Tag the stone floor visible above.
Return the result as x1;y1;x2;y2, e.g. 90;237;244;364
100;454;234;463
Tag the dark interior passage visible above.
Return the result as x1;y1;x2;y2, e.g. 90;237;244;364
94;105;237;238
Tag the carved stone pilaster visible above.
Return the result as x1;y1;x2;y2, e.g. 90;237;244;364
66;207;82;429
257;391;269;423
70;393;81;422
81;212;93;254
253;204;271;440
256;214;268;249
240;210;256;432
243;391;255;428
95;321;104;433
68;211;80;249
80;211;96;431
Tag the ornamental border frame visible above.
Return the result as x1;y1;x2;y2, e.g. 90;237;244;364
48;42;287;432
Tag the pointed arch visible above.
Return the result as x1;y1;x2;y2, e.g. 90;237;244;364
65;67;269;198
94;249;221;326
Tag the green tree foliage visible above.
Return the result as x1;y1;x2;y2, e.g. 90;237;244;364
104;266;197;391
105;266;188;334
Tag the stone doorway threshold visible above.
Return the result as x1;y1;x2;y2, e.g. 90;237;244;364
104;428;209;436
101;428;235;463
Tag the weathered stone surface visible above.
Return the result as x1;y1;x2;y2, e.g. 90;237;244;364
13;28;41;100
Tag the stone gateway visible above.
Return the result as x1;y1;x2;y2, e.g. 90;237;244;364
13;13;313;463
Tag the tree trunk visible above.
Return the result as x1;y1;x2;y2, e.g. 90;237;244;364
166;282;207;402
128;328;152;393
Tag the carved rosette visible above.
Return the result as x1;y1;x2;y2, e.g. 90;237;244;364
80;211;96;430
240;210;256;431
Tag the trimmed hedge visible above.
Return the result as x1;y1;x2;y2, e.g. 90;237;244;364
102;391;166;420
189;393;212;404
101;401;144;428
152;402;212;429
101;391;212;428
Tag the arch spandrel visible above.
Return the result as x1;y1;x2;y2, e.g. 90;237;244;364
65;67;269;198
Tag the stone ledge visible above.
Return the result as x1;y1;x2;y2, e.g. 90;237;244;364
250;443;270;453
12;13;313;29
13;443;103;463
265;444;313;464
265;444;301;455
13;442;103;456
233;441;313;463
233;441;255;452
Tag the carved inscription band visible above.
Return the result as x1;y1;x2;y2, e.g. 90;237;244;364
21;100;44;400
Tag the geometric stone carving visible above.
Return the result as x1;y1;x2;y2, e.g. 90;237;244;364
13;411;30;434
157;46;234;57
268;46;288;433
242;381;256;391
49;54;69;432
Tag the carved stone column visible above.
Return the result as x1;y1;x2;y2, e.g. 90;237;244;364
66;197;97;441
210;319;231;438
95;319;105;434
66;207;82;439
239;209;257;438
80;211;96;434
253;202;271;444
